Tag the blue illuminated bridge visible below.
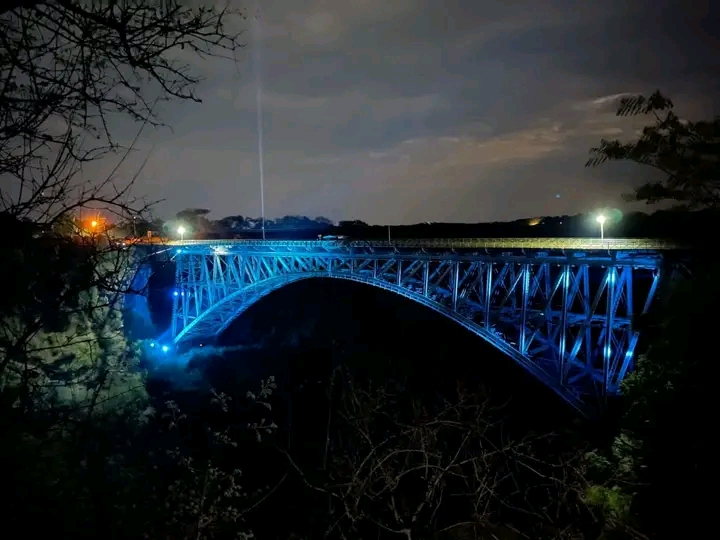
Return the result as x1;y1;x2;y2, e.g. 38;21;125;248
144;237;685;414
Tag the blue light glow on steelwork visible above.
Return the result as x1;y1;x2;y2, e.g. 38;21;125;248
165;237;673;415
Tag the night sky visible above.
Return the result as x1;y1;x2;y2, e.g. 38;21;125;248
103;0;718;224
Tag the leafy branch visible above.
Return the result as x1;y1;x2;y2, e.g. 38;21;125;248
586;90;720;209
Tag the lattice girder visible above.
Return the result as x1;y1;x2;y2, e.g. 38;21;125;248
170;246;663;412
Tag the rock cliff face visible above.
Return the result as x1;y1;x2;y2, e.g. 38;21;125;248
122;247;173;339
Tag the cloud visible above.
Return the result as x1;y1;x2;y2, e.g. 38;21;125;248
258;0;417;48
572;93;638;112
375;93;649;172
589;127;625;136
98;0;718;225
301;155;341;165
215;81;445;121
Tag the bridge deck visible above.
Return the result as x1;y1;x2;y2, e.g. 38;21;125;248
163;237;682;250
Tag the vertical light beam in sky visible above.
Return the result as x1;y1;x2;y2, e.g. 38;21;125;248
251;3;266;239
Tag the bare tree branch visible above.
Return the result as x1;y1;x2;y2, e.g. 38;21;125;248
0;0;247;223
282;372;597;540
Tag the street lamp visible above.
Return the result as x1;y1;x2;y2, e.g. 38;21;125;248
90;220;97;228
177;225;186;242
596;214;606;242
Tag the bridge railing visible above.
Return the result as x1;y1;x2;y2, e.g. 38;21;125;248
164;237;683;250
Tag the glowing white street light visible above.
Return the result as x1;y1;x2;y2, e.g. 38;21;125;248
177;225;186;242
596;214;606;242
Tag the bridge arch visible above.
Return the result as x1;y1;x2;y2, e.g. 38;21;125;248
172;271;566;406
168;241;668;415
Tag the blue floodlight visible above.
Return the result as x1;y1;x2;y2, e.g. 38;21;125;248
173;291;179;297
161;345;169;353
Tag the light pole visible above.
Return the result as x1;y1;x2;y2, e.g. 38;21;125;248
177;225;186;243
596;214;606;242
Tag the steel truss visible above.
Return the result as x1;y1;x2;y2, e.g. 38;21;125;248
170;243;664;411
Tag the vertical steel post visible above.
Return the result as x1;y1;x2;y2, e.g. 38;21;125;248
452;261;459;312
484;263;493;328
603;268;616;396
520;263;530;354
171;254;182;338
423;261;430;297
583;266;592;370
559;265;570;385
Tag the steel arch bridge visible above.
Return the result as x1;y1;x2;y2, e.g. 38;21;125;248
165;237;679;413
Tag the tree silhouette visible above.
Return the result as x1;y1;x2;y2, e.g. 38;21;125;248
0;0;245;225
177;208;214;236
586;90;720;209
0;3;289;537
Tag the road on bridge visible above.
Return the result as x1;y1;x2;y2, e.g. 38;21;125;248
154;237;682;250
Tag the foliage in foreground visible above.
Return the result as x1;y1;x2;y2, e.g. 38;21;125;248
585;263;711;538
3;373;279;540
279;369;607;540
586;90;720;209
0;217;277;539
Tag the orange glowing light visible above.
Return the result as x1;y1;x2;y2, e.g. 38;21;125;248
90;220;98;228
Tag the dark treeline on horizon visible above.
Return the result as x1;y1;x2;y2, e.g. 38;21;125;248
105;207;717;244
